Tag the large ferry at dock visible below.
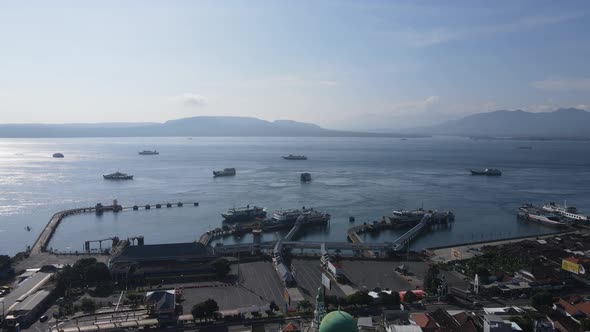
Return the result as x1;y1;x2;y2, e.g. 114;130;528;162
271;207;330;224
542;202;589;222
518;204;567;228
222;205;266;222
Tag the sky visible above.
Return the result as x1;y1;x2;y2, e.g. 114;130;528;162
0;1;589;130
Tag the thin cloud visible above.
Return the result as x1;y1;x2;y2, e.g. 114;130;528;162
408;13;580;47
533;78;590;92
169;93;207;107
247;76;340;88
391;96;440;113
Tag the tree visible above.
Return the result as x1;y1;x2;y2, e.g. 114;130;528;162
80;298;97;313
269;301;280;312
346;291;373;306
203;298;219;319
212;258;231;278
403;290;417;303
380;291;401;306
531;292;554;308
297;299;312;312
0;255;11;270
423;265;441;293
511;316;534;332
191;303;206;322
580;319;590;332
85;262;111;283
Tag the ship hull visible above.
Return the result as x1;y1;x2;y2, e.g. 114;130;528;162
470;170;502;176
103;175;133;180
222;211;266;222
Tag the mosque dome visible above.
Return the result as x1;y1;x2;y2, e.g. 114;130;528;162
319;310;358;332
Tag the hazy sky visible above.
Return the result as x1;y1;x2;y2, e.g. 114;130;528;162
1;1;589;130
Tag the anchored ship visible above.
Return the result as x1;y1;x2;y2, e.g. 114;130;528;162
271;207;330;224
222;205;266;222
300;173;312;182
103;171;133;180
282;154;307;160
52;153;64;158
542;201;589;222
139;150;159;155
213;168;236;177
470;168;502;176
518;204;566;228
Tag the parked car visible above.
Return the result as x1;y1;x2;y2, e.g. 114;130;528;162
39;315;49;323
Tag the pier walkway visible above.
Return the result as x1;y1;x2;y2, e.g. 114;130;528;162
31;201;199;256
30;207;95;255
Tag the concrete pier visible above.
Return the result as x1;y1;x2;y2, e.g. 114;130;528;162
31;201;199;255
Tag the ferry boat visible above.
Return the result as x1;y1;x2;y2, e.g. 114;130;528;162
213;168;236;177
470;168;502;176
103;171;133;180
391;208;427;223
52;153;64;158
542;202;589;222
271;207;330;224
282;154;307;160
138;150;159;155
518;204;566;228
222;205;266;222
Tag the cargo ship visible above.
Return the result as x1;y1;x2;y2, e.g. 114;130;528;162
470;168;502;176
222;205;266;222
213;168;236;177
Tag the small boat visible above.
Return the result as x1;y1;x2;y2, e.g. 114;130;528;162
103;171;134;180
25;226;31;231
213;168;236;177
517;146;533;150
52;153;64;158
138;150;159;155
470;168;502;176
300;173;312;182
282;154;307;160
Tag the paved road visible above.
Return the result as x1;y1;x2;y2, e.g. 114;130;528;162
290;259;346;301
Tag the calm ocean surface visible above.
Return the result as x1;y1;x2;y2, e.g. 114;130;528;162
1;136;589;256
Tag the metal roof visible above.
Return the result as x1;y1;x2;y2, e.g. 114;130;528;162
14;289;51;312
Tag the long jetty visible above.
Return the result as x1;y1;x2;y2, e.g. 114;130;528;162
30;207;96;255
31;201;199;255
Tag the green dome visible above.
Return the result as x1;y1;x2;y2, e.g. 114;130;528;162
319;310;358;332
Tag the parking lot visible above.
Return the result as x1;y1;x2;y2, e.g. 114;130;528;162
340;260;427;292
291;258;346;301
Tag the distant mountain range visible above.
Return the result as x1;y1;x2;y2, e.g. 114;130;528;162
2;109;588;139
415;108;590;139
0;116;420;138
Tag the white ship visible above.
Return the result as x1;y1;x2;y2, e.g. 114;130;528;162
271;207;330;223
542;201;588;222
